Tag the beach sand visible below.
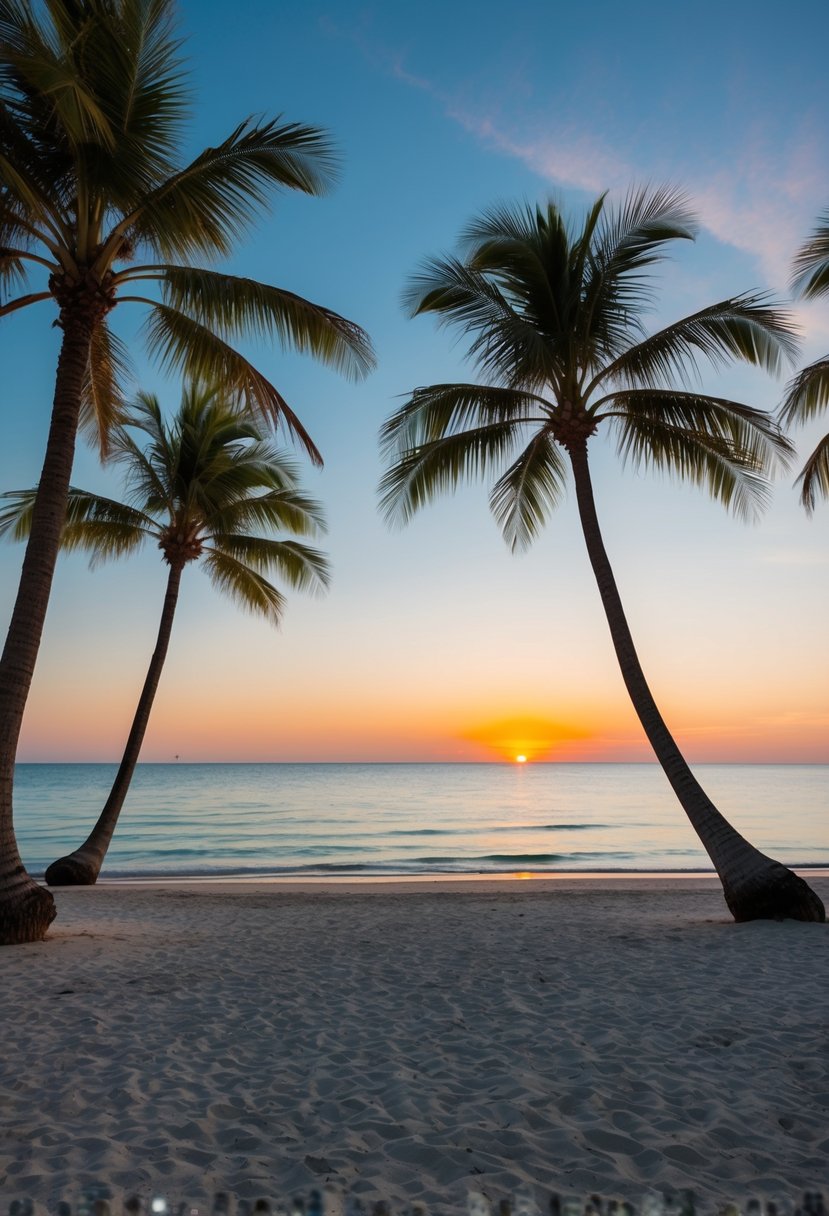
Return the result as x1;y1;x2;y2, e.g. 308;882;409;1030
1;876;828;1209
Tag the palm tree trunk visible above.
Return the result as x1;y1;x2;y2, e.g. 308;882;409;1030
567;440;824;922
0;307;97;944
46;560;185;886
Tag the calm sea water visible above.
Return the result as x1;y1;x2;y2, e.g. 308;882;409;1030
12;762;828;880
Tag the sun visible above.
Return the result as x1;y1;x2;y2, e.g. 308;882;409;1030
515;754;527;764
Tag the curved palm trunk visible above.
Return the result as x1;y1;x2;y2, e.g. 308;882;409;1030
46;561;185;886
0;309;97;944
568;441;824;922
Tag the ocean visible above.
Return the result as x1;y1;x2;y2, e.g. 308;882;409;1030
12;762;828;880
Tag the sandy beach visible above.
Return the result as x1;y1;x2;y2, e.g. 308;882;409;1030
2;876;828;1210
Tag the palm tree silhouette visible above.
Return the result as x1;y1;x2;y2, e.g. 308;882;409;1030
0;0;373;941
1;384;329;886
781;210;829;510
380;188;824;923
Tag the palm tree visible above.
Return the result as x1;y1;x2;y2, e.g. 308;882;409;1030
0;384;330;885
780;210;829;510
380;188;825;923
0;0;373;942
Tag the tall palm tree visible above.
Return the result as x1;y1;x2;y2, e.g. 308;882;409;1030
380;188;825;923
0;384;330;886
0;0;373;942
780;210;829;509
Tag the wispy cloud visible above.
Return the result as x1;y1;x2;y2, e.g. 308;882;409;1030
458;110;828;292
331;22;829;299
693;123;829;287
446;109;633;197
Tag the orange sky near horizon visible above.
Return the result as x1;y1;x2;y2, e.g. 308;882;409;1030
17;668;829;763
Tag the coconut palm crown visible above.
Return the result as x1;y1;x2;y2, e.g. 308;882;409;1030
380;187;824;923
0;0;373;942
0;382;330;886
780;209;829;510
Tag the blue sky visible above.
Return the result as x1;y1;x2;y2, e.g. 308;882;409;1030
2;0;828;762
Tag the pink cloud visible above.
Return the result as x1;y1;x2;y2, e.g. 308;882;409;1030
327;22;829;302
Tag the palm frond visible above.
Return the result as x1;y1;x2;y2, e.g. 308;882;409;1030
200;548;287;625
791;212;829;299
604;388;793;469
120;117;338;259
380;383;546;457
460;198;555;249
0;485;155;562
779;357;829;425
403;253;559;388
144;266;375;380
594;294;799;392
0;286;51;316
0;216;36;290
208;488;326;538
99;0;186;169
0;145;68;238
463;200;573;340
379;421;521;526
577;187;695;363
489;431;568;551
612;410;772;520
208;535;329;594
141;301;323;464
3;22;116;152
105;395;176;512
795;431;829;513
80;321;133;458
591;185;696;275
0;486;37;540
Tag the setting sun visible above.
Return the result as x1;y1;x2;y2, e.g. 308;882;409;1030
461;715;592;763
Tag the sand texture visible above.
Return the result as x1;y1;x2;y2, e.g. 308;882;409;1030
1;877;828;1208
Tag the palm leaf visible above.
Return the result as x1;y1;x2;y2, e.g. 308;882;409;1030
379;421;521;526
779;358;829;425
0;286;51;316
594;294;799;392
603;389;793;469
208;535;329;593
795;432;829;513
80;321;133;458
0;486;38;540
613;411;772;520
107;397;177;513
578;188;695;364
141;266;375;380
117;117;338;259
589;185;695;281
489;431;568;551
200;548;287;624
208;488;326;538
404;253;559;388
0;145;68;239
464;201;572;335
3;23;116;152
72;0;187;210
141;302;323;464
380;383;546;457
0;485;155;562
791;212;829;299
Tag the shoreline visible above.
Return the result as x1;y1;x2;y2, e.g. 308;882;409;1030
4;877;828;1206
34;866;829;889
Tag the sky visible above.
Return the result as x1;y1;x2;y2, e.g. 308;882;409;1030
2;0;828;764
